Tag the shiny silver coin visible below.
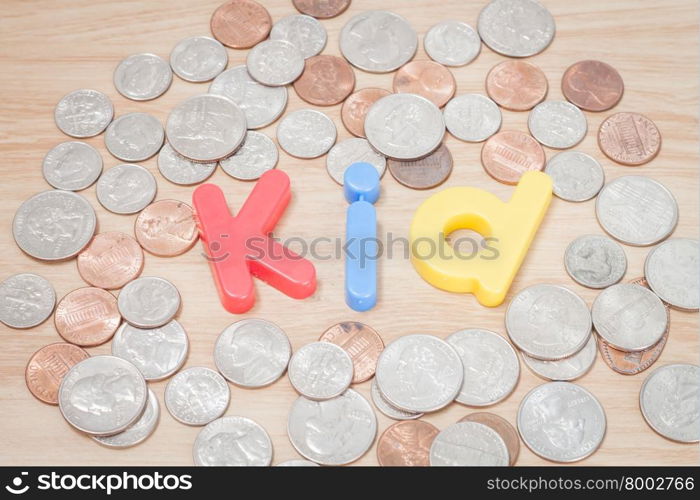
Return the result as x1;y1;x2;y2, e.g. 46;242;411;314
214;319;291;388
96;163;157;214
506;284;592;361
13;190;96;260
276;460;319;467
288;341;353;400
370;379;423;421
246;39;304;86
58;355;147;436
219;131;278;181
93;389;159;448
564;234;627;289
113;53;172;101
170;36;228;83
443;94;501;143
287;389;377;465
0;273;56;329
42;142;103;191
270;14;327;59
104;112;164;162
528;100;587;149
193;416;273;466
277;109;336;159
424;20;480;67
430;421;509;466
165;367;230;426
54;89;114;138
365;93;445;160
645;238;699;311
595;176;678;246
521;334;597;381
326;138;386;185
118;276;180;329
592;283;667;352
340;11;417;73
517;381;606;462
157;142;216;185
545;151;605;202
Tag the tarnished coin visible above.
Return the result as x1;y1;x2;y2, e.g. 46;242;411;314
370;379;423;421
522;334;597;381
341;88;391;138
42;142;103;191
96;164;157;215
477;0;555;58
430;422;509;466
517;382;606;462
170;36;228;83
444;94;501;143
326;138;386;185
93;389;160;448
564;234;627;289
481;130;545;185
528;100;587;149
446;329;520;406
365;93;445;161
134;200;198;257
77;232;144;289
58;355;147;436
276;460;319;467
288;342;353;400
377;420;439;466
104;112;164;162
165;367;230;426
25;342;89;405
270;14;327;58
595;176;678;246
157;143;216;185
598;113;661;166
506;284;592;361
486;60;548;111
54;89;113;138
387;143;452;190
340;11;417;73
459;412;520;466
592;284;668;352
0;273;55;329
13;190;96;261
287;389;377;465
294;55;355;106
376;334;464;413
113;53;172;101
277;109;336;159
118;276;180;329
320;322;384;383
544;151;605;202
424;20;481;67
112;320;189;381
393;60;456;108
645;238;699;311
247;39;304;86
210;0;272;49
219;131;278;180
292;0;350;18
55;287;121;346
562;60;624;112
214;319;291;388
639;364;700;443
194;416;272;466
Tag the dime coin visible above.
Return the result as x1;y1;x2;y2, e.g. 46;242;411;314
478;0;555;58
96;164;157;214
294;55;355;106
370;379;423;421
134;200;198;257
326;138;385;185
93;389;160;448
42;141;103;191
113;53;172;101
193;416;273;466
54;89;113;138
210;0;272;49
481;130;545;184
292;0;350;18
377;420;439;466
165;367;230;426
118;276;180;328
219;131;278;180
319;321;384;383
105;112;164;162
564;234;627;289
277;109;336;159
444;94;502;143
270;14;327;58
486;60;548;111
393;60;456;108
0;273;56;329
387;143;452;190
287;341;353;400
54;287;121;346
170;36;228;83
459;412;520;466
562;60;624;112
157;142;217;185
25;342;89;405
77;232;144;289
341;88;391;138
276;460;319;466
522;334;597;381
644;238;699;311
246;39;304;86
424;20;481;67
430;422;509;466
528;100;587;149
544;151;604;202
598;112;661;166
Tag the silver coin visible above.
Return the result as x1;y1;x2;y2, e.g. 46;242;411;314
165;367;230;426
424;20;481;67
54;89;114;138
270;14;327;59
193;416;272;466
287;389;377;465
246;39;304;86
118;276;180;329
42;142;103;191
365;93;445;160
370;379;423;421
93;389;159;448
517;381;606;462
326;138;386;185
545;151;605;202
505;284;592;361
595;176;678;246
0;273;56;329
113;53;172;101
104;112;164;162
340;11;417;73
58;355;147;436
157;142;216;185
446;329;520;407
443;94;501;143
96;163;157;214
13;190;96;260
214;319;291;388
209;65;288;129
430;421;509;466
170;36;228;83
219;131;278;181
640;364;700;443
477;0;555;58
522;334;597;381
111;320;189;381
528;100;587;149
564;234;627;289
276;460;319;467
375;334;463;413
288;342;353;400
277;109;336;159
592;283;667;352
166;94;247;162
645;238;699;311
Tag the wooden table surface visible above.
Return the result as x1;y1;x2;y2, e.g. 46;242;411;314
0;0;698;466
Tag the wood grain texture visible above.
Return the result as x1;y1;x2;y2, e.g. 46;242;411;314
0;0;698;466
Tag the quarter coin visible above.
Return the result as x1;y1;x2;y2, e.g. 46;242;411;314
193;416;273;465
219;131;278;181
644;238;699;311
93;389;160;448
370;379;423;421
522;334;597;381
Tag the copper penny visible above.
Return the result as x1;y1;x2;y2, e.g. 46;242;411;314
486;60;548;111
292;0;350;19
319;321;384;383
25;342;89;404
562;60;624;112
393;60;456;108
210;0;272;49
54;287;121;346
134;199;198;257
459;412;520;465
77;232;144;289
598;112;661;166
376;420;440;467
388;143;453;189
294;55;356;106
341;88;391;138
481;130;546;185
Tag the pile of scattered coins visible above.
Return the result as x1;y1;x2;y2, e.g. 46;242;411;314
1;0;699;466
